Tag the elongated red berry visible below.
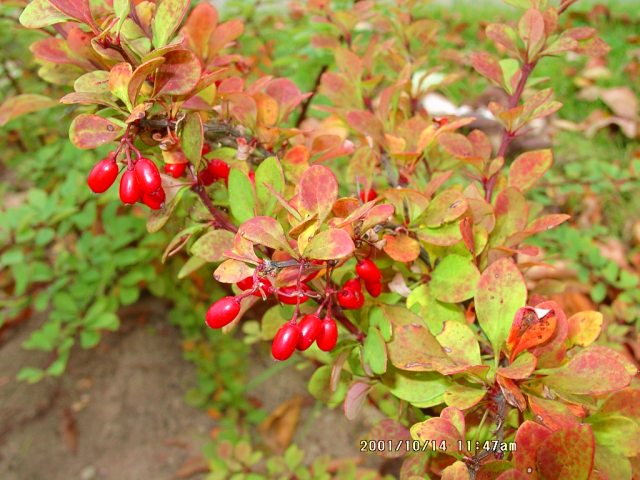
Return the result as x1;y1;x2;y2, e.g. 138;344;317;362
297;314;322;351
119;169;141;204
205;296;240;329
134;157;161;194
88;156;119;193
337;287;364;309
199;168;215;186
316;317;338;351
201;143;211;155
359;188;377;202
343;278;362;292
208;159;230;183
272;323;300;360
356;258;382;283
164;162;186;178
364;280;382;297
237;276;273;297
141;187;165;210
277;284;310;305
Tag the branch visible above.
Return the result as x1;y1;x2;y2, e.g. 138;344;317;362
187;165;238;233
296;64;328;127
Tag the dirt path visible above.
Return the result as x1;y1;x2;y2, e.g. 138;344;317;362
0;300;214;480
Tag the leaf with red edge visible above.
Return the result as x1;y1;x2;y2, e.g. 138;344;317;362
361;204;394;232
383;233;420;262
69;114;124;149
567;311;603;347
486;23;519;55
190;230;234;263
19;0;69;28
475;258;527;358
600;388;640;422
508;149;553;192
498;352;536;379
513;420;552;478
152;0;190;48
527;395;582;431
181;2;218;61
422;189;468;228
208;19;244;59
507;306;557;362
296;165;338;222
344;381;372;421
346;110;386;146
303;229;355;260
153;49;201;97
128;57;165;105
0;94;58;126
238;217;294;255
213;259;254;284
48;0;96;29
536;425;595;480
471;52;503;87
410;417;463;452
519;8;546;58
108;63;133;109
497;375;526;411
542;346;634;396
441;462;471;480
436;321;482;367
444;384;486;410
529;301;569;367
490;187;528;246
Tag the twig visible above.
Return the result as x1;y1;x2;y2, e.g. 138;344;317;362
559;0;579;15
187;165;238;233
296;64;328;127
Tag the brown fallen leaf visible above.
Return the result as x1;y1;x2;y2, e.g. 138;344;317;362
173;455;210;479
257;395;303;451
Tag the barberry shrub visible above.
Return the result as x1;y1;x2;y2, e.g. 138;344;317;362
6;0;639;478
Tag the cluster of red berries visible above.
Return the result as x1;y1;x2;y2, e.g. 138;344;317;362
87;152;166;210
271;314;338;360
337;258;383;309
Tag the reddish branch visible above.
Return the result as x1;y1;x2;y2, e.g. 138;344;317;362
187;165;238;232
296;64;328;127
483;61;536;202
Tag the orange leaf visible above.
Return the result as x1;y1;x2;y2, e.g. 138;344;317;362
507;306;557;362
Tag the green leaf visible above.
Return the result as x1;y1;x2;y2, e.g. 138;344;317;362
108;63;133;110
17;367;45;384
190;229;235;262
363;326;387;375
181;112;204;165
229;169;256;223
382;368;450;408
589;414;640;457
474;258;527;360
88;312;120;331
255;157;284;216
152;0;190;48
308;365;349;408
430;254;480;303
19;0;69;28
80;330;101;349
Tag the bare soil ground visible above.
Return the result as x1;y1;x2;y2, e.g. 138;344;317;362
0;299;378;480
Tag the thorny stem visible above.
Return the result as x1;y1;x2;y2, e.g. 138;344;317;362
483;61;536;202
465;390;507;479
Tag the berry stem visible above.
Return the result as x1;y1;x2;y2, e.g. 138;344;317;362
188;164;238;233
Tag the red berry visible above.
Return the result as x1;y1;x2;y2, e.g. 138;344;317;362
237;276;273;297
277;284;310;305
134;158;161;194
199;168;216;186
272;323;300;360
359;188;377;202
119;169;141;204
303;259;324;282
364;280;382;297
343;277;362;292
141;187;165;210
205;296;240;329
297;314;322;351
87;156;119;193
337;287;364;310
316;317;338;351
208;159;230;182
356;258;382;283
164;162;186;178
201;143;211;155
248;171;256;185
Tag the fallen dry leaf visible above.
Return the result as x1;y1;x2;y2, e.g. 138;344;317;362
173;455;209;479
258;395;303;451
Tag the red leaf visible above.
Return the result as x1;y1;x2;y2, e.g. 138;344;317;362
498;352;537;379
297;165;338;222
497;375;526;411
536;425;595;480
438;132;475;159
513;421;552;479
128;57;165;105
238;216;294;255
303;228;355;260
344;381;372;420
527;395;582;431
383;233;420;262
346;110;386;146
507;306;557;362
182;2;218;61
266;78;310;122
153;49;201;97
208;20;244;60
410;417;463;454
48;0;96;29
470;52;503;86
542;346;634;396
0;94;58;126
507;149;553;192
